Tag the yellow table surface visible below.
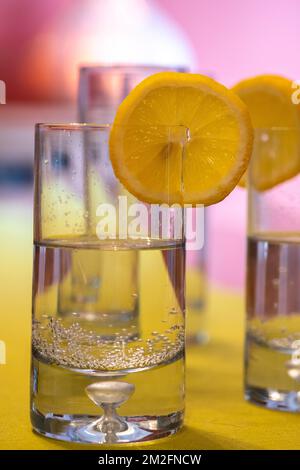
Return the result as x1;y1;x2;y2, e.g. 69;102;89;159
0;203;299;450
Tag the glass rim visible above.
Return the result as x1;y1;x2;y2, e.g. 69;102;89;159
37;123;299;131
35;122;189;132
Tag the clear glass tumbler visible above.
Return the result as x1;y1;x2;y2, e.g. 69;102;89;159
78;64;187;123
31;123;186;443
245;127;300;411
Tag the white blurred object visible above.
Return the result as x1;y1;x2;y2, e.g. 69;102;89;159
25;0;197;100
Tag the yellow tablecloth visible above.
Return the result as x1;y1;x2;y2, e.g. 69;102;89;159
0;204;299;450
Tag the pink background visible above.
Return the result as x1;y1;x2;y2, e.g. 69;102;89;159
156;0;300;86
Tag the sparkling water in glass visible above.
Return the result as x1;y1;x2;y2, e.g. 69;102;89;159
31;123;186;443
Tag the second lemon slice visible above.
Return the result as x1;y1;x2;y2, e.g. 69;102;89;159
233;74;300;190
110;72;253;205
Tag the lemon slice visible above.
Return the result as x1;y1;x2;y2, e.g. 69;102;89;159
233;75;300;190
110;72;253;205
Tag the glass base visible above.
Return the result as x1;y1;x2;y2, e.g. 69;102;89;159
245;385;300;412
31;408;183;444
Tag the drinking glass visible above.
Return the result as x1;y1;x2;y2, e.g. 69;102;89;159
78;64;187;123
245;127;300;411
78;64;207;344
31;123;186;443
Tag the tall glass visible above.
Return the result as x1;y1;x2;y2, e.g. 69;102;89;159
31;123;186;443
185;213;207;344
78;64;207;344
246;127;300;411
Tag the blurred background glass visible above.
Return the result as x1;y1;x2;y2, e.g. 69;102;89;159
77;64;208;342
